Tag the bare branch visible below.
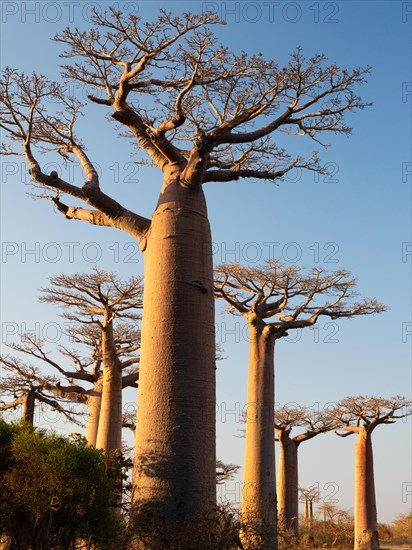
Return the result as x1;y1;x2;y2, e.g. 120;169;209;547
214;260;385;337
332;395;412;434
46;13;370;186
275;404;336;445
0;69;151;239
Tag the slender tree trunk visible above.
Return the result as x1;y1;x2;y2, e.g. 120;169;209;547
307;500;315;545
241;323;277;550
85;375;103;447
354;429;380;550
96;321;123;454
309;500;313;530
22;390;35;425
277;432;299;537
131;173;216;543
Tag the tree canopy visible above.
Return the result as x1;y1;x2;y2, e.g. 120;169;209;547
215;260;385;332
0;8;371;233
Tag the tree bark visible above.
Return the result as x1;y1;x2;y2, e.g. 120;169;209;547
309;500;313;530
241;323;277;550
22;390;35;425
95;321;123;454
354;429;380;550
277;431;299;538
85;375;103;447
131;170;216;543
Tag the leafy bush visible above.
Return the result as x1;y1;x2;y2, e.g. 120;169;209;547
0;420;123;549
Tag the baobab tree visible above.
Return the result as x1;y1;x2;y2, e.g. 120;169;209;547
0;6;371;537
333;395;412;550
1;323;140;448
216;460;240;485
0;357;83;426
39;269;142;453
215;260;385;548
275;405;335;538
1;269;142;451
299;486;320;532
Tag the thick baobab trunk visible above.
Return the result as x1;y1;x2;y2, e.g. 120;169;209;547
95;321;123;454
277;432;299;537
85;375;103;447
131;171;216;540
22;390;35;424
354;430;380;550
241;323;277;550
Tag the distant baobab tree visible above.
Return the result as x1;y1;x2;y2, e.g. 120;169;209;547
63;322;140;447
299;486;320;531
0;323;140;448
39;269;142;453
333;395;412;550
216;460;240;485
1;269;142;453
0;5;371;537
215;260;385;549
0;356;83;426
275;405;335;538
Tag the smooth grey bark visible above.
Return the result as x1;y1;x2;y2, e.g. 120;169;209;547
22;390;35;424
277;432;299;537
131;170;216;536
84;376;103;447
96;318;123;454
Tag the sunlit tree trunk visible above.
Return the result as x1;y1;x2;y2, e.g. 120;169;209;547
22;390;35;425
131;172;216;538
0;535;11;550
354;430;380;550
85;376;103;447
277;432;299;537
96;320;123;454
241;322;277;550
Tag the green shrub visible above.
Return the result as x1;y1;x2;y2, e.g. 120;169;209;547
0;420;123;549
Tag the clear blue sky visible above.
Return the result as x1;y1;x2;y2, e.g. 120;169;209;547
1;1;411;523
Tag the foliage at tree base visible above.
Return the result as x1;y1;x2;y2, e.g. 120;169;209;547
0;420;124;549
